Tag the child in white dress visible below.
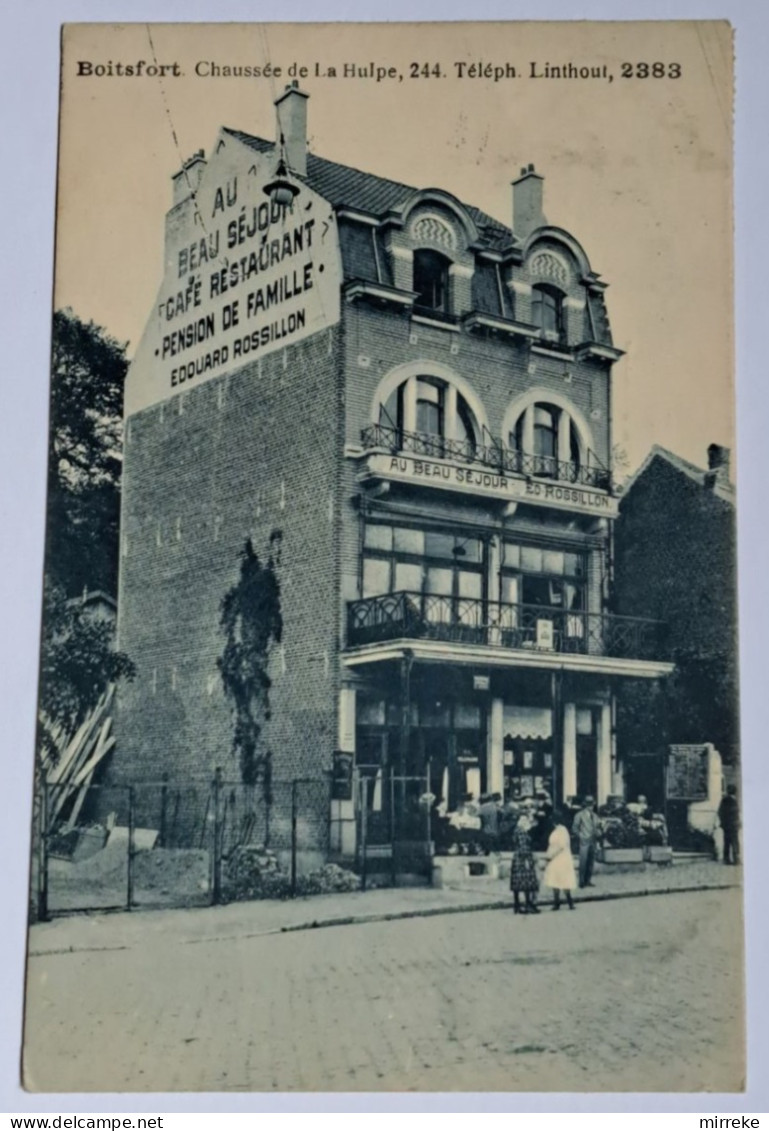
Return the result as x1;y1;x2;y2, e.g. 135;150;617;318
543;813;578;911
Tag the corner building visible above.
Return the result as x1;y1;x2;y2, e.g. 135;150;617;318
116;84;672;861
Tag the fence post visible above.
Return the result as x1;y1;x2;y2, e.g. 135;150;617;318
127;786;135;911
159;771;169;848
360;777;368;893
37;779;49;923
212;767;223;905
390;767;397;887
290;778;298;898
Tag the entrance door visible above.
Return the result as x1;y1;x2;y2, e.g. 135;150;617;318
356;730;391;846
576;735;597;801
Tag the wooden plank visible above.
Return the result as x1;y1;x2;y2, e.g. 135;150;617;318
71;724;114;788
65;771;95;831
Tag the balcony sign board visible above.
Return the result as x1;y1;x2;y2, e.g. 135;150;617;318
362;452;619;519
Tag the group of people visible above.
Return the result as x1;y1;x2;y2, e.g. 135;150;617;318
509;795;600;914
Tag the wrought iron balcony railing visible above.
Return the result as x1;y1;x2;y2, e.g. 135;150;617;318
360;423;612;492
347;591;665;661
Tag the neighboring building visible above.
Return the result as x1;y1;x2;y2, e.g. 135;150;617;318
67;588;118;631
115;83;672;860
613;443;738;805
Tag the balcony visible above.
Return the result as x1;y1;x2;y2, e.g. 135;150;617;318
347;591;666;663
360;423;612;492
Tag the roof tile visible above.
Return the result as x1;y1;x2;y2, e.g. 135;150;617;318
223;128;511;247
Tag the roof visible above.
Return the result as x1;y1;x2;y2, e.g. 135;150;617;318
221;127;614;342
620;444;736;505
67;589;118;609
223;128;511;249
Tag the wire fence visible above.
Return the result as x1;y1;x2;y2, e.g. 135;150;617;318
35;772;333;919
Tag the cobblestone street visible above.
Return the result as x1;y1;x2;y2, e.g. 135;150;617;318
24;888;744;1094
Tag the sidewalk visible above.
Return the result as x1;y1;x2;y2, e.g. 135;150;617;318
28;857;741;957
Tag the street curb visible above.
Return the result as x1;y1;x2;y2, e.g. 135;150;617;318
27;881;739;957
276;881;739;935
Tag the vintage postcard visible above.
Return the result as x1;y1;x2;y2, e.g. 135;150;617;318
23;21;741;1093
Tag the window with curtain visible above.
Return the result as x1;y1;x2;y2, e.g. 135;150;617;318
500;539;585;612
508;401;581;479
380;377;478;459
362;523;484;617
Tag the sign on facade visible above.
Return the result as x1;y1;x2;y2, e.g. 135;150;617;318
125;131;342;415
666;744;709;801
536;618;555;650
361;452;619;518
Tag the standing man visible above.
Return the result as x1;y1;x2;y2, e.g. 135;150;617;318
572;795;600;888
718;784;741;865
478;793;501;856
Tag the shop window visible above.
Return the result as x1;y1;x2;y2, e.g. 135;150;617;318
522;576;583;611
361;522;485;633
394;561;423;592
413;249;451;315
531;284;565;342
362;556;390;598
543;549;565;575
502;542;521;569
521;545;544;573
426;566;453;597
364;524;392;552
500;539;586;625
424;531;455;560
394;527;425;555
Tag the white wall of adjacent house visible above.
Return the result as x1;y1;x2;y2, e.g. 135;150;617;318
329;687;357;856
688;743;724;838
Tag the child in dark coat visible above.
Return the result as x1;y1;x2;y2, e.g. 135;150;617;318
510;813;540;914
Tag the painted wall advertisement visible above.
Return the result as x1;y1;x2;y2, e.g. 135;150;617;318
126;129;341;415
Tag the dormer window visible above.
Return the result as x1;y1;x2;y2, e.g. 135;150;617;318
413;249;450;315
531;284;565;342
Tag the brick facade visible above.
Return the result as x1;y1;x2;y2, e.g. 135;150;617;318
116;326;344;789
613;449;739;762
114;85;670;855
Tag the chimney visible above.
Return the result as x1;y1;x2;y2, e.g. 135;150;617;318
512;163;545;240
275;80;309;177
171;149;206;206
706;443;731;487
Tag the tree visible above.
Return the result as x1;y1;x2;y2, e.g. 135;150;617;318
37;310;135;763
46;308;128;598
218;536;283;787
37;583;135;762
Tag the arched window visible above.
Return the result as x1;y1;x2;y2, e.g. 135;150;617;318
416;378;443;438
413;249;451;314
381;376;478;459
533;405;558;463
509;401;581;479
531;284;565;342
